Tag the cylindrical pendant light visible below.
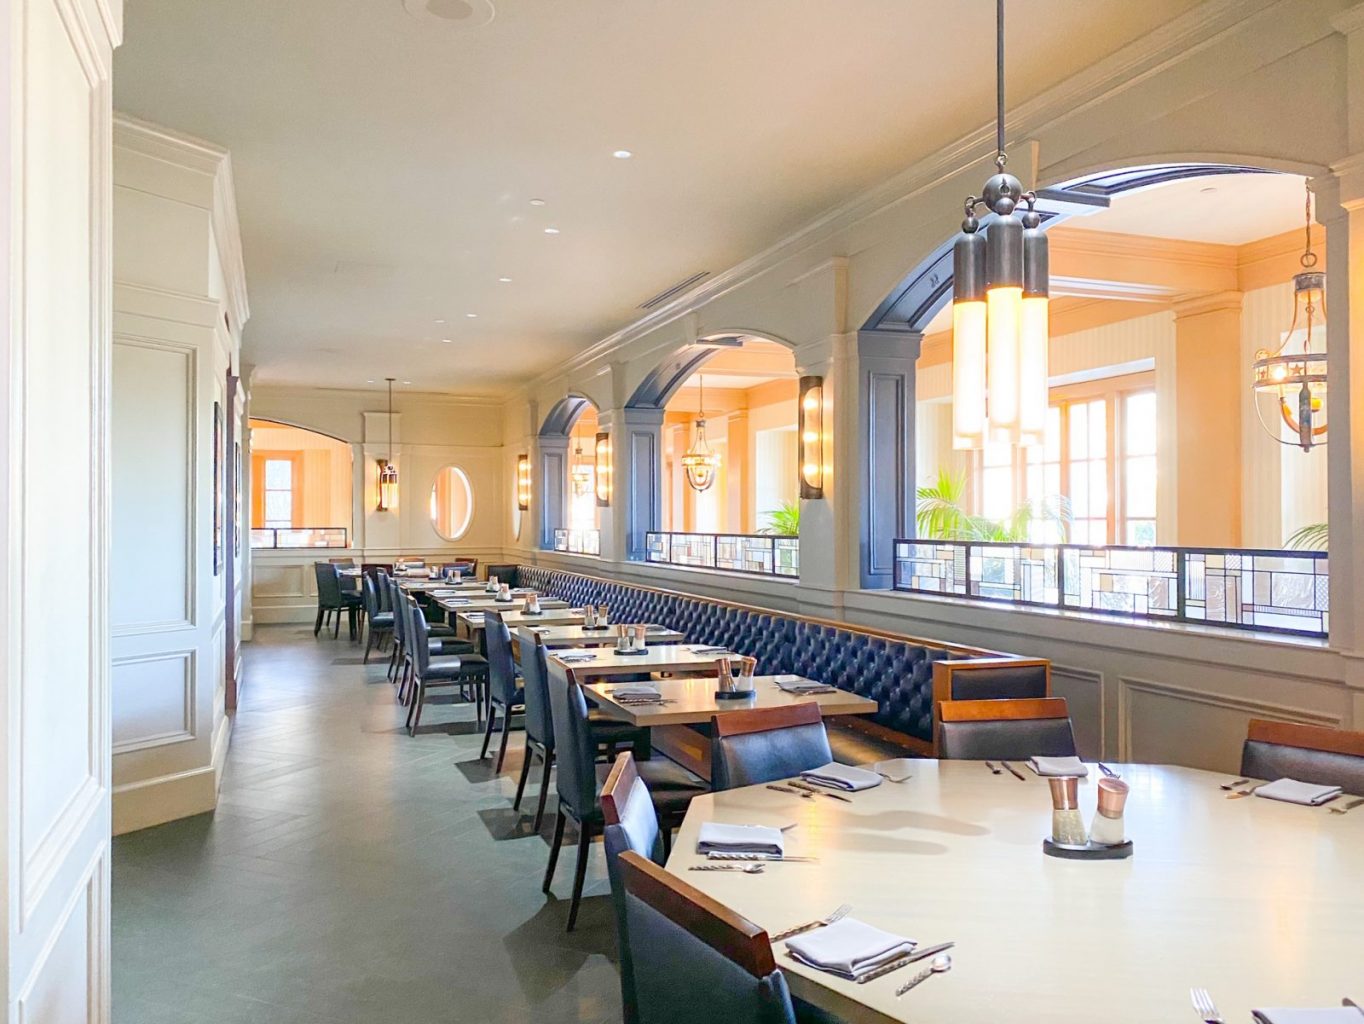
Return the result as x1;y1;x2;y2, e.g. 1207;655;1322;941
952;229;988;449
376;377;399;511
1018;214;1050;445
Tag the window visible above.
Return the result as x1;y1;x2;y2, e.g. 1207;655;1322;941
256;454;299;529
971;375;1155;547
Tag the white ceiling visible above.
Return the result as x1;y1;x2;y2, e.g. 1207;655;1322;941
1064;171;1310;244
113;0;1203;397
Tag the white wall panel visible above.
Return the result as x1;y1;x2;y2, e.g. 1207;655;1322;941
111;652;193;754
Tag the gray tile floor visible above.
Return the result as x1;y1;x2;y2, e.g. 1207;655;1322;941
114;624;622;1024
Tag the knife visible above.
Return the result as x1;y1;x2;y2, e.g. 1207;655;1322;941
853;942;955;985
999;761;1027;781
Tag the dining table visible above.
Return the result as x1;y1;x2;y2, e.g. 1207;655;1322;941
668;761;1364;1023
516;623;687;649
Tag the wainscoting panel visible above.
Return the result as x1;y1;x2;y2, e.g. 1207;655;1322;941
111;650;194;754
1051;665;1104;761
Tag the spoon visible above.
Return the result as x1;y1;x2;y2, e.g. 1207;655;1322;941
896;954;952;996
687;863;765;874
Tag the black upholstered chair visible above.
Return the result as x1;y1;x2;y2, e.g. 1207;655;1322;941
313;562;361;639
391;580;470;700
1241;719;1364;793
616;850;803;1024
514;636;645;831
543;669;706;931
479;613;523;772
711;704;834;791
483;563;519;586
602;752;664;1024
360;576;393;664
936;697;1077;761
405;602;488;735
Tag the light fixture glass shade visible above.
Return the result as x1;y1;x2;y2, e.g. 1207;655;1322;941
986;285;1022;443
515;453;531;511
377;459;399;511
798;376;824;499
1018;294;1050;445
951;300;987;449
594;432;612;506
570;441;594;497
681;419;720;493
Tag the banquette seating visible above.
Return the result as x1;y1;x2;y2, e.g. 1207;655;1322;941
511;564;1049;759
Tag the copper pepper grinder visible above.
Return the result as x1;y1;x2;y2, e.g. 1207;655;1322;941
1090;777;1129;846
1048;776;1088;846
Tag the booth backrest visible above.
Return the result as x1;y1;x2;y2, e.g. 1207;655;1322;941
515;564;1041;750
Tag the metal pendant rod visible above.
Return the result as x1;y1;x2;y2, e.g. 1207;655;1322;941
996;0;1006;167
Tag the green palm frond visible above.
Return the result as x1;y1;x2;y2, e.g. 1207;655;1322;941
1285;522;1328;551
759;501;800;537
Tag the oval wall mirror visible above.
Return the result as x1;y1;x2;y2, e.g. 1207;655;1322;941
429;466;474;541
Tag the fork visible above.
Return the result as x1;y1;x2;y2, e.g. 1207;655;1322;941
1227;782;1267;800
771;903;852;942
1190;986;1224;1023
1329;796;1364;815
1219;778;1251;791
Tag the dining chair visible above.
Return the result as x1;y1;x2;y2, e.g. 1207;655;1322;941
478;613;524;772
405;602;489;736
313;562;361;639
514;635;644;831
710;703;833;791
936;697;1078;760
544;671;706;931
602;752;665;1024
360;576;393;664
615;850;804;1024
1241;719;1364;792
395;591;476;705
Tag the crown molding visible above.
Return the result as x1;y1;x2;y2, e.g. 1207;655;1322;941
113;112;251;333
523;0;1293;396
1330;2;1364;35
249;383;504;408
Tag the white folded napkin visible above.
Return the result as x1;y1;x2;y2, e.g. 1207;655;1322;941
1029;756;1089;778
800;762;882;792
607;684;661;697
1253;1010;1364;1024
644;624;669;633
443;598;472;605
556;652;597;663
686;645;729;655
696;823;784;856
785;918;915;980
776;676;834;694
1254;778;1344;806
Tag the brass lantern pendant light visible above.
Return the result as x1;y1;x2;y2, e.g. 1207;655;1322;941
570;426;594;497
951;0;1049;451
681;374;720;493
1252;181;1328;452
376;378;399;511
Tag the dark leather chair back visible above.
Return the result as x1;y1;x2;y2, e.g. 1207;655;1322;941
374;568;394;612
935;658;1050;701
602;754;664;1024
410;602;435;676
362;576;382;619
484;563;519;586
314;562;343;608
520;637;554;750
390;580;407;650
937;697;1077;761
1241;719;1364;792
483;613;519;705
618;851;798;1024
711;704;832;791
548;668;598;821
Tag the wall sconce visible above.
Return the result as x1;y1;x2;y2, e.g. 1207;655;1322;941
376;460;399;512
798;375;825;499
594;432;612;507
516;453;531;511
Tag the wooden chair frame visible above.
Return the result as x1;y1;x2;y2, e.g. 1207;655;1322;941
1246;718;1364;759
711;701;823;739
933;696;1070;756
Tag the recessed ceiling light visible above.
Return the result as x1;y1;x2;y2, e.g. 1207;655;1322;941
613;149;633;159
441;338;453;344
402;380;412;385
434;318;447;324
529;198;546;206
498;276;512;283
544;226;560;235
465;312;478;318
367;379;376;384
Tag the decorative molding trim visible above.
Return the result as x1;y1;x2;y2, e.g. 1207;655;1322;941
1116;674;1342;760
21;776;103;927
110;650;197;754
15;844;108;1024
1051;665;1106;758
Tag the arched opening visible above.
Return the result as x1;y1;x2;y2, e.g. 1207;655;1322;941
538;395;602;553
885;162;1331;634
248;418;354;548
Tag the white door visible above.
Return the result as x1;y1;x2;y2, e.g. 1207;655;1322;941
1;1;121;1021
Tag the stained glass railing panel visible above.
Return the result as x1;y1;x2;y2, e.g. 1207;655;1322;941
250;527;349;549
644;532;799;579
552;528;601;555
893;539;1327;638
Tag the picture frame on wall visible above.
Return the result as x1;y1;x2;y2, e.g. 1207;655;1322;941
233;440;242;558
213;401;224;576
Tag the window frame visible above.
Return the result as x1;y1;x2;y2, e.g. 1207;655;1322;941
251;451;302;530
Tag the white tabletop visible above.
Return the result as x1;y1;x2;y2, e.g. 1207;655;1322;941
668;762;1364;1023
459;606;584;629
583;675;876;727
434;595;568;612
550;644;748;680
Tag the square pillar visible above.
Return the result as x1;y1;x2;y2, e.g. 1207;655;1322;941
600;407;664;561
536;434;569;550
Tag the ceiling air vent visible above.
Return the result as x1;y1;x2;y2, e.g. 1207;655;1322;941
638;271;710;311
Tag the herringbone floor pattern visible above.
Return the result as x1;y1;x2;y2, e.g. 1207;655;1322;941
113;625;621;1024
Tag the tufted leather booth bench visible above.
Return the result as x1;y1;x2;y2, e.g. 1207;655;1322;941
513;564;1048;758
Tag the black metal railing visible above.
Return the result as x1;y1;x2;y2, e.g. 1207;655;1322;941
892;538;1328;638
645;531;799;578
249;527;349;549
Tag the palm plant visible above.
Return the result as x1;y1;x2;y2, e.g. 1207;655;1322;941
759;501;800;537
915;469;1071;543
1285;522;1328;551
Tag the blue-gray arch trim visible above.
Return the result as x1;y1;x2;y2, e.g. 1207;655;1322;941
861;163;1278;333
539;395;593;438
